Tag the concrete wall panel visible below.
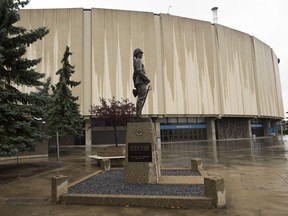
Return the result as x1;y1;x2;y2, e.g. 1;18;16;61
253;37;281;117
161;15;220;115
271;51;284;117
18;8;283;118
216;25;258;116
19;9;84;112
91;9;159;115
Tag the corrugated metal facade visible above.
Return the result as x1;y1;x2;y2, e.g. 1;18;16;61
18;8;284;119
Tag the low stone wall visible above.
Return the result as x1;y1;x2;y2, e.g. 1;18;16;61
191;158;208;177
51;175;68;203
52;158;226;208
204;176;226;208
191;158;226;208
60;194;213;208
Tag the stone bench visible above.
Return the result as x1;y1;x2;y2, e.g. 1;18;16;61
88;155;125;168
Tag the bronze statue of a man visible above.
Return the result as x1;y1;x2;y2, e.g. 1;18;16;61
132;48;150;117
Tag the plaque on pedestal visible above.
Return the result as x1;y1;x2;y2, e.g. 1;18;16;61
128;143;152;162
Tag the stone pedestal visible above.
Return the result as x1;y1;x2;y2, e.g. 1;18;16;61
191;158;202;172
100;159;111;171
204;176;226;208
51;175;68;203
124;118;160;184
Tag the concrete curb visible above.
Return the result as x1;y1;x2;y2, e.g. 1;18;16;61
204;176;226;208
191;158;208;177
68;170;103;188
51;175;68;203
0;154;48;162
60;194;214;209
191;158;226;208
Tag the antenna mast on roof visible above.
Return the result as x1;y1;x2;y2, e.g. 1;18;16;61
168;5;172;14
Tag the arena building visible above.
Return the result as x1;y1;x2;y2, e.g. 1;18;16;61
18;8;284;144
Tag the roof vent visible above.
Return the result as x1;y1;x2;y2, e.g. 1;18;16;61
211;7;218;24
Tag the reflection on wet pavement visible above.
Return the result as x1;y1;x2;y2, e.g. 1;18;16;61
162;136;288;216
161;137;288;168
1;136;288;216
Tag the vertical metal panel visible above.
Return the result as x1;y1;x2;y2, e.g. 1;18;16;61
18;9;84;113
161;15;220;115
83;10;92;116
153;15;165;114
271;51;284;117
66;9;84;114
91;9;159;114
216;25;258;116
253;37;282;117
92;9;132;103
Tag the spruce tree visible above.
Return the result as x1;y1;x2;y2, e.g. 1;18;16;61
0;0;49;156
46;46;83;137
31;76;52;121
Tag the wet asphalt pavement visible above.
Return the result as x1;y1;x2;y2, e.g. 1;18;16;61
0;136;288;216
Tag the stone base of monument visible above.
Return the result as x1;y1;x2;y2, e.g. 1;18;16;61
123;118;160;184
57;159;226;209
55;118;226;209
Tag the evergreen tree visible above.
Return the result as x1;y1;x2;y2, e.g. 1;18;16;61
31;76;52;121
0;0;49;156
46;46;83;136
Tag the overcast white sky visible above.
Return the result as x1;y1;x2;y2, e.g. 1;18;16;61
25;0;288;115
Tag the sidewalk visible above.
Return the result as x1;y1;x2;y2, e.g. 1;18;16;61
0;145;288;216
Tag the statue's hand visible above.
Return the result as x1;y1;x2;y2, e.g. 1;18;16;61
146;79;150;84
